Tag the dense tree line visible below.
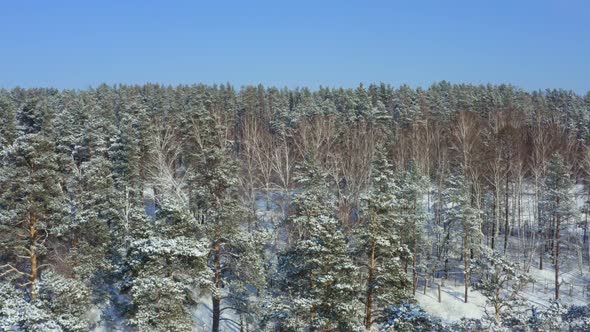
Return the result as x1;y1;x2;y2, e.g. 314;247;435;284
1;82;589;331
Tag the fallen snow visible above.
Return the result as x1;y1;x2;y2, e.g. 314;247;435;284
416;282;486;322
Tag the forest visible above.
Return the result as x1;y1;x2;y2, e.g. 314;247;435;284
1;82;590;331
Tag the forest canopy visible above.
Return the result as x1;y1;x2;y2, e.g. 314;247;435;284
1;82;590;331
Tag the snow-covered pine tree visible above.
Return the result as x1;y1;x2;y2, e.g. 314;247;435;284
396;162;430;297
35;270;94;331
528;300;569;331
0;95;95;331
120;200;211;331
187;104;266;332
472;247;532;325
109;97;150;200
64;156;120;296
0;280;65;331
542;155;577;300
0;91;17;149
49;97;128;326
270;158;361;331
443;173;483;303
0;96;69;299
356;150;412;329
116;118;211;331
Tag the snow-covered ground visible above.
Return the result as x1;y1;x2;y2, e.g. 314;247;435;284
522;265;590;307
192;295;241;332
416;283;486;322
416;262;590;324
415;242;590;324
415;183;590;323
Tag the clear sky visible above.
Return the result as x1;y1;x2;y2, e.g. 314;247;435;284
0;0;588;93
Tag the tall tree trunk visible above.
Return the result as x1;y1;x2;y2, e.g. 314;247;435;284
309;271;314;331
537;179;543;270
504;172;509;254
365;241;376;329
517;183;522;235
551;220;557;265
412;219;418;292
555;199;560;300
29;212;39;299
539;237;544;270
326;282;333;332
494;288;501;323
463;228;469;303
212;241;221;332
492;194;498;250
585;187;589;245
584;207;588;245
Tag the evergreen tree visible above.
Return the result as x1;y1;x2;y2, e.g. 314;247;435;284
396;162;430;297
36;270;94;331
472;247;532;324
187;105;266;332
62;155;121;309
0;281;64;331
443;174;483;303
542;155;577;300
270;159;361;331
118;119;212;331
121;203;211;331
0;96;94;331
356;151;412;329
109;99;149;199
0;91;17;148
0;97;69;299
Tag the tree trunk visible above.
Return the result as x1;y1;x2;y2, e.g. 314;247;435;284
537;180;543;270
539;239;544;270
365;241;376;329
550;218;555;265
309;271;315;330
29;212;39;299
517;184;522;235
463;229;469;303
327;282;334;332
494;288;501;323
504;172;509;254
555;199;560;300
212;241;221;332
492;194;498;250
412;220;418;293
584;209;588;245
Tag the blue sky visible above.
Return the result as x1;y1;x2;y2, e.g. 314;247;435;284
0;0;588;93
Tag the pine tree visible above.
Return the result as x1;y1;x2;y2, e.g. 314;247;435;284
118;117;212;331
0;91;17;148
0;97;69;299
36;270;94;331
0;95;94;331
62;156;120;305
356;151;412;329
109;98;149;199
542;155;577;300
270;159;361;331
396;162;430;297
443;174;483;303
0;280;64;331
187;104;266;332
121;203;211;331
472;247;532;324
